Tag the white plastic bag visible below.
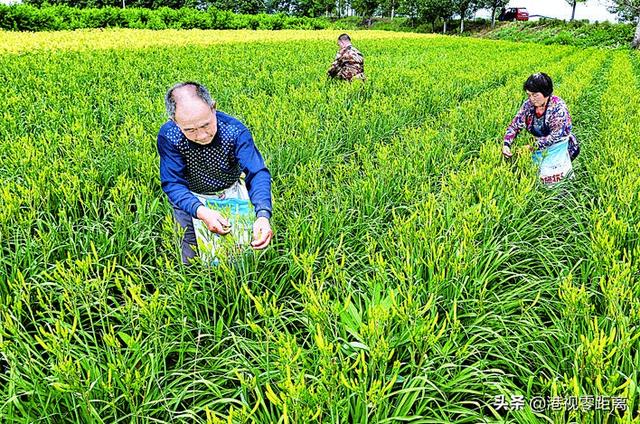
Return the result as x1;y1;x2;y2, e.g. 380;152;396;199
532;139;573;185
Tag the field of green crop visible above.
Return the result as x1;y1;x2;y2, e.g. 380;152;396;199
1;29;639;423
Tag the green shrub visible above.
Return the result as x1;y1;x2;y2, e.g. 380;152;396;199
0;4;332;31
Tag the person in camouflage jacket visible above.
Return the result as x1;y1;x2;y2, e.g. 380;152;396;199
327;34;365;81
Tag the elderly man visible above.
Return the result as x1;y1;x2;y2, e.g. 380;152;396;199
157;82;273;264
327;33;365;81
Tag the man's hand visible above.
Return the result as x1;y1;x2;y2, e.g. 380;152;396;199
328;64;339;77
502;145;513;158
251;217;273;250
196;206;231;235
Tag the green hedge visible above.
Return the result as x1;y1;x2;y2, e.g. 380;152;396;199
0;4;333;31
0;4;636;51
483;19;635;49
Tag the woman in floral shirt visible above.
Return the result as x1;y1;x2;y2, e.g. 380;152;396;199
502;73;580;160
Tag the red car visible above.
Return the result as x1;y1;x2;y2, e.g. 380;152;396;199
498;7;530;22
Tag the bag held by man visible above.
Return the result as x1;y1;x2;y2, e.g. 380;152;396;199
192;180;253;265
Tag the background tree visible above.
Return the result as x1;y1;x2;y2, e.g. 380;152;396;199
352;0;380;25
282;0;333;16
379;0;399;18
565;0;587;21
605;0;640;48
423;0;455;32
398;0;418;22
453;0;479;32
482;0;508;28
334;0;353;17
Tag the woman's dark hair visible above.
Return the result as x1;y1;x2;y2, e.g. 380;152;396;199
523;72;553;97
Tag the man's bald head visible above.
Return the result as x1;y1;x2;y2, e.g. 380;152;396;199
165;82;218;145
165;82;216;120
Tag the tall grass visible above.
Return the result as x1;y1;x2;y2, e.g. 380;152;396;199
0;30;638;422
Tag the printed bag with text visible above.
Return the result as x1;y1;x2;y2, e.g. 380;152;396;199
532;139;573;186
192;181;254;265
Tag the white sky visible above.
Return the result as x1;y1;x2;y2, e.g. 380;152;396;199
478;0;619;23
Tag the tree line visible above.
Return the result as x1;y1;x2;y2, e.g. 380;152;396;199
17;0;640;46
24;0;504;29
